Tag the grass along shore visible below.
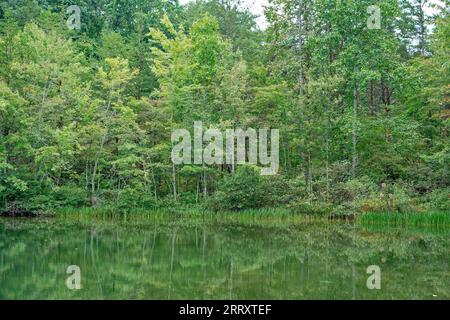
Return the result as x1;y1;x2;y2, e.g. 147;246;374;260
47;207;450;228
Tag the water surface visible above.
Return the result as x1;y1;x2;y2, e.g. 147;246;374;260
0;216;448;299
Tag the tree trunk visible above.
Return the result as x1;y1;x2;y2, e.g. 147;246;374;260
352;85;358;178
172;162;177;201
196;175;200;203
308;151;313;205
203;170;207;198
418;0;427;56
369;80;374;116
151;166;157;200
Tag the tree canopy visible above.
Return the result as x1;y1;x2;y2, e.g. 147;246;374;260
0;0;448;213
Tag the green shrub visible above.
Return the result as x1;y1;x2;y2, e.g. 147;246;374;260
25;194;55;211
209;165;264;211
390;184;418;212
115;188;145;209
154;196;182;212
331;176;378;204
352;197;386;213
52;185;87;208
115;188;176;210
261;175;302;207
288;200;333;216
422;188;449;211
24;185;87;210
330;203;356;217
350;182;422;213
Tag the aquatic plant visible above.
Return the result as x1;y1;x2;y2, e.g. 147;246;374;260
357;212;450;228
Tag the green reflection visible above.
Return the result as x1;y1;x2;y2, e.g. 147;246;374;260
0;216;448;300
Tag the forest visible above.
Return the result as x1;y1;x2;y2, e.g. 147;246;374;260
0;0;448;216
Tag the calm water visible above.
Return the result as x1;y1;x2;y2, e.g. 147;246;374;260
0;216;449;299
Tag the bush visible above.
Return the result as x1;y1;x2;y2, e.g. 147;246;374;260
331;176;378;204
422;188;450;211
288;200;333;215
25;185;87;210
261;175;303;207
350;182;422;213
353;197;386;213
210;168;310;211
25;194;55;211
209;165;264;211
52;185;87;208
390;183;418;212
115;188;146;209
115;188;180;211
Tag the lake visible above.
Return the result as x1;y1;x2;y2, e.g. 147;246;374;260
0;214;449;299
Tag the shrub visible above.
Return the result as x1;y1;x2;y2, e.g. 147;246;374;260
52;185;87;208
24;195;55;211
261;175;301;207
209;165;264;211
115;188;145;209
350;182;422;213
25;185;87;210
422;188;449;211
353;197;386;213
288;200;333;215
115;188;175;210
331;176;378;204
390;184;418;212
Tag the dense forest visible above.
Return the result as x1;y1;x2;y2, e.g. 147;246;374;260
0;0;448;215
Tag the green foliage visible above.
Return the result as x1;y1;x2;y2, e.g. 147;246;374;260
422;188;450;212
51;185;88;208
209;165;264;211
332;176;379;204
0;0;448;214
1;216;449;299
261;175;299;207
358;211;450;228
289;201;333;216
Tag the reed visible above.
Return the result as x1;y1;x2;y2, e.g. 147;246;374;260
357;211;450;228
56;208;450;229
55;207;329;227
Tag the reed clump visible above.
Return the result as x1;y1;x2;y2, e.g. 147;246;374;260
357;211;450;227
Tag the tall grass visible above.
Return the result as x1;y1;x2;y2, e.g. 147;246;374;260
55;207;330;227
56;207;178;224
209;208;329;226
357;211;450;228
56;208;449;229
